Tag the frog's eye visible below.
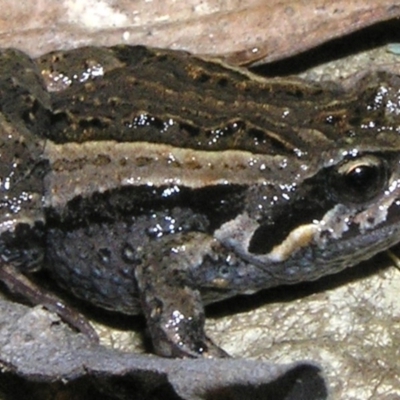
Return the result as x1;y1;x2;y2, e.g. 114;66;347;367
329;155;389;204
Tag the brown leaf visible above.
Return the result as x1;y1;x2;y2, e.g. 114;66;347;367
0;0;398;64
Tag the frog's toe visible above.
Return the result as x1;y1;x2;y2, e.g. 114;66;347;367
201;338;230;358
151;330;229;359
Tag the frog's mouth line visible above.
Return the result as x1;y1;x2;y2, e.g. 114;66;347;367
240;218;400;287
244;194;400;274
250;165;400;253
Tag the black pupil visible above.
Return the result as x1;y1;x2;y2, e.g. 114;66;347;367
345;165;379;193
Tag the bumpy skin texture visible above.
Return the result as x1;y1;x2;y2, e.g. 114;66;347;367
2;46;400;357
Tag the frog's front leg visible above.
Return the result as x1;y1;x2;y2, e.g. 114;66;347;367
136;232;243;358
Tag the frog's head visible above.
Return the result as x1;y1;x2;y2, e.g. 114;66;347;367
215;128;400;286
215;70;400;285
213;69;400;287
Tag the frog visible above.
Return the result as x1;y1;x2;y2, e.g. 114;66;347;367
1;45;400;358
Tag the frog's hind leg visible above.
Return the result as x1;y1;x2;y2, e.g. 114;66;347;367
0;263;99;342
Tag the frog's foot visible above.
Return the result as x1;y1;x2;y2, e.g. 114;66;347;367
0;263;99;342
135;232;232;359
143;299;229;358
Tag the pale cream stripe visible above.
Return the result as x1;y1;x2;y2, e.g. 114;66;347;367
42;140;298;209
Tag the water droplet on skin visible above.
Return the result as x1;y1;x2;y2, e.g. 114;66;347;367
121;243;136;263
98;247;111;264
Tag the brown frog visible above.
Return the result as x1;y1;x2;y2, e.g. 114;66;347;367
1;45;400;358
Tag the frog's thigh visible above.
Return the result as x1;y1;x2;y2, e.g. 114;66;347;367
135;232;229;358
